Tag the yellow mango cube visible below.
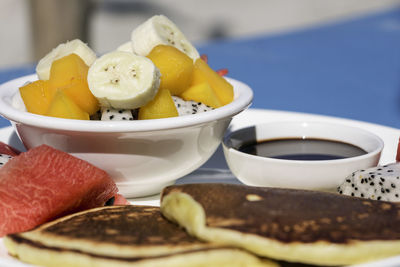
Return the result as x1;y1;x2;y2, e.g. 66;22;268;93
191;58;234;105
50;53;88;88
138;89;178;120
19;80;56;115
180;82;222;108
49;53;99;115
147;45;193;96
46;90;89;120
61;80;99;115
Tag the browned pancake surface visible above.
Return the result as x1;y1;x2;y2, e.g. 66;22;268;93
38;206;198;246
6;205;238;262
162;184;400;244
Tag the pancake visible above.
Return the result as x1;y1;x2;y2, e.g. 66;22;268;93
4;205;276;267
160;183;400;266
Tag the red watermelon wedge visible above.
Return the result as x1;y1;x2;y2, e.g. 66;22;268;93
0;141;20;156
0;145;118;237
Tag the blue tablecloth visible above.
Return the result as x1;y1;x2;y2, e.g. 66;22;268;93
200;8;400;129
1;8;400;128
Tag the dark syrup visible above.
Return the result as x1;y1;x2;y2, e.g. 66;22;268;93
238;138;367;161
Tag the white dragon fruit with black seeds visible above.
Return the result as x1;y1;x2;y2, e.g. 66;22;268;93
337;163;400;201
101;108;135;121
172;96;213;116
0;154;13;167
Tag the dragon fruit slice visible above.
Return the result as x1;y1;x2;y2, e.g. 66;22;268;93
172;96;213;116
94;97;213;120
337;137;400;202
100;108;135;121
337;163;400;201
0;154;13;168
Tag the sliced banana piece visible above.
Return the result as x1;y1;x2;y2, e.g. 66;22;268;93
87;51;160;109
131;15;200;60
116;41;133;53
36;39;97;80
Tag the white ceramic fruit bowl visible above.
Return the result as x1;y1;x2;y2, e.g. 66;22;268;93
0;74;253;198
223;121;384;192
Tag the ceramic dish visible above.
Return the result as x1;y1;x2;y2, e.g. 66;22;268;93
0;74;253;197
223;121;384;191
0;109;399;266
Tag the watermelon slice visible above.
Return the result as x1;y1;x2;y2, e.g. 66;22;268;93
114;193;130;205
0;145;118;236
0;141;20;156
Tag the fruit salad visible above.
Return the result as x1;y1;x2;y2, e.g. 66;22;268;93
18;15;234;121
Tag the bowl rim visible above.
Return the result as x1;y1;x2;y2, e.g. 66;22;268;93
0;74;253;133
223;121;384;165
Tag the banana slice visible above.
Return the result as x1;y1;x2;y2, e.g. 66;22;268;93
36;39;97;80
87;51;160;109
131;15;200;60
116;41;133;53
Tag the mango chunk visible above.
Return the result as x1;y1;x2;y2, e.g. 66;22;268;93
138;89;178;120
19;80;56;115
49;53;99;115
180;82;222;108
191;58;234;105
50;53;88;88
61;79;100;115
147;45;193;96
46;90;89;120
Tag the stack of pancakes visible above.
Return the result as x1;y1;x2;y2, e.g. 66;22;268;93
6;184;400;266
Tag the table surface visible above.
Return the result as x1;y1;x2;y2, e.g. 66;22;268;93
1;8;400;129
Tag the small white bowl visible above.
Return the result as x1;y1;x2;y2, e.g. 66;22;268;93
222;121;384;191
0;74;253;198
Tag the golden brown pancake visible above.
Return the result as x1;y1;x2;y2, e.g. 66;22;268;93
4;205;276;267
161;183;400;266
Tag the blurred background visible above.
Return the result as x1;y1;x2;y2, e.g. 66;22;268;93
1;0;400;70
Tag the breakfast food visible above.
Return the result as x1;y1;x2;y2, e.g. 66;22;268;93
0;144;117;237
161;183;400;266
337;138;400;201
4;205;276;267
180;82;222;108
18;15;233;121
46;89;90;120
19;80;55;115
0;141;20;156
138;88;179;120
172;96;213;116
0;142;17;166
20;53;99;119
0;154;12;166
87;51;161;109
36;39;97;80
147;45;194;96
100;107;135;121
190;57;234;106
50;53;99;115
116;41;132;53
338;163;400;201
130;15;200;60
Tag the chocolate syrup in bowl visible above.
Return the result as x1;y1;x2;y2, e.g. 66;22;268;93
238;138;367;161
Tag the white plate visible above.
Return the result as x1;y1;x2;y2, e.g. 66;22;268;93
0;108;400;267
